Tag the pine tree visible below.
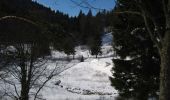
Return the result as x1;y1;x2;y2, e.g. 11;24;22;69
87;16;102;58
77;10;86;44
109;8;160;99
110;0;170;99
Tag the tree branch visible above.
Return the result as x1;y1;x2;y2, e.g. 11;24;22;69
142;10;162;53
162;0;169;27
70;0;105;11
0;16;38;27
33;64;58;100
114;1;163;52
113;11;142;16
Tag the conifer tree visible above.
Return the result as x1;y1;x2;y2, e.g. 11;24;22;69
109;0;169;99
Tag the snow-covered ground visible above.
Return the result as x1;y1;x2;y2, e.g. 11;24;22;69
40;55;118;100
102;32;113;46
39;33;118;100
0;33;118;100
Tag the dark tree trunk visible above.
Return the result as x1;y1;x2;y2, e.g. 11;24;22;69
20;59;29;100
20;50;33;100
20;88;29;100
159;32;170;100
159;1;170;99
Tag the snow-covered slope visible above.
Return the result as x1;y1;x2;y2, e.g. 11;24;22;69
0;32;117;100
102;32;113;46
38;33;117;100
41;56;118;100
39;33;118;100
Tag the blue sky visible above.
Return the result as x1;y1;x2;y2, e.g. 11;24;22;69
35;0;115;17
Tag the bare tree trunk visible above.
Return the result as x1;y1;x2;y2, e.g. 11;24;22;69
159;32;170;100
20;57;29;100
20;87;29;100
159;0;170;99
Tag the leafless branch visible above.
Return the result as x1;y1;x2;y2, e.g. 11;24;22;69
70;0;105;11
162;0;169;27
142;10;162;52
34;63;59;100
30;65;48;88
113;11;142;16
33;61;78;100
1;79;20;99
0;16;38;27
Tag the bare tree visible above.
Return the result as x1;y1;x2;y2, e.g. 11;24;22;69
0;16;61;100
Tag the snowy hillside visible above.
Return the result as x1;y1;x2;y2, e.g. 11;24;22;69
102;33;113;46
39;33;118;100
0;33;117;100
40;48;117;100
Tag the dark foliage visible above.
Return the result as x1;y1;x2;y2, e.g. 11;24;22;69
109;4;161;99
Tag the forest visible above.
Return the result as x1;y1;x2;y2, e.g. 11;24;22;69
0;0;170;100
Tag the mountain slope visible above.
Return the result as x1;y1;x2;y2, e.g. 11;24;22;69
40;42;118;100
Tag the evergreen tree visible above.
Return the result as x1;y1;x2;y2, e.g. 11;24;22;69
87;14;102;58
110;0;170;99
109;8;160;99
77;10;86;44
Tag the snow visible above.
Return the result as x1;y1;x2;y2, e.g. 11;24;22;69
39;33;118;100
0;32;118;100
102;33;113;46
40;45;118;100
